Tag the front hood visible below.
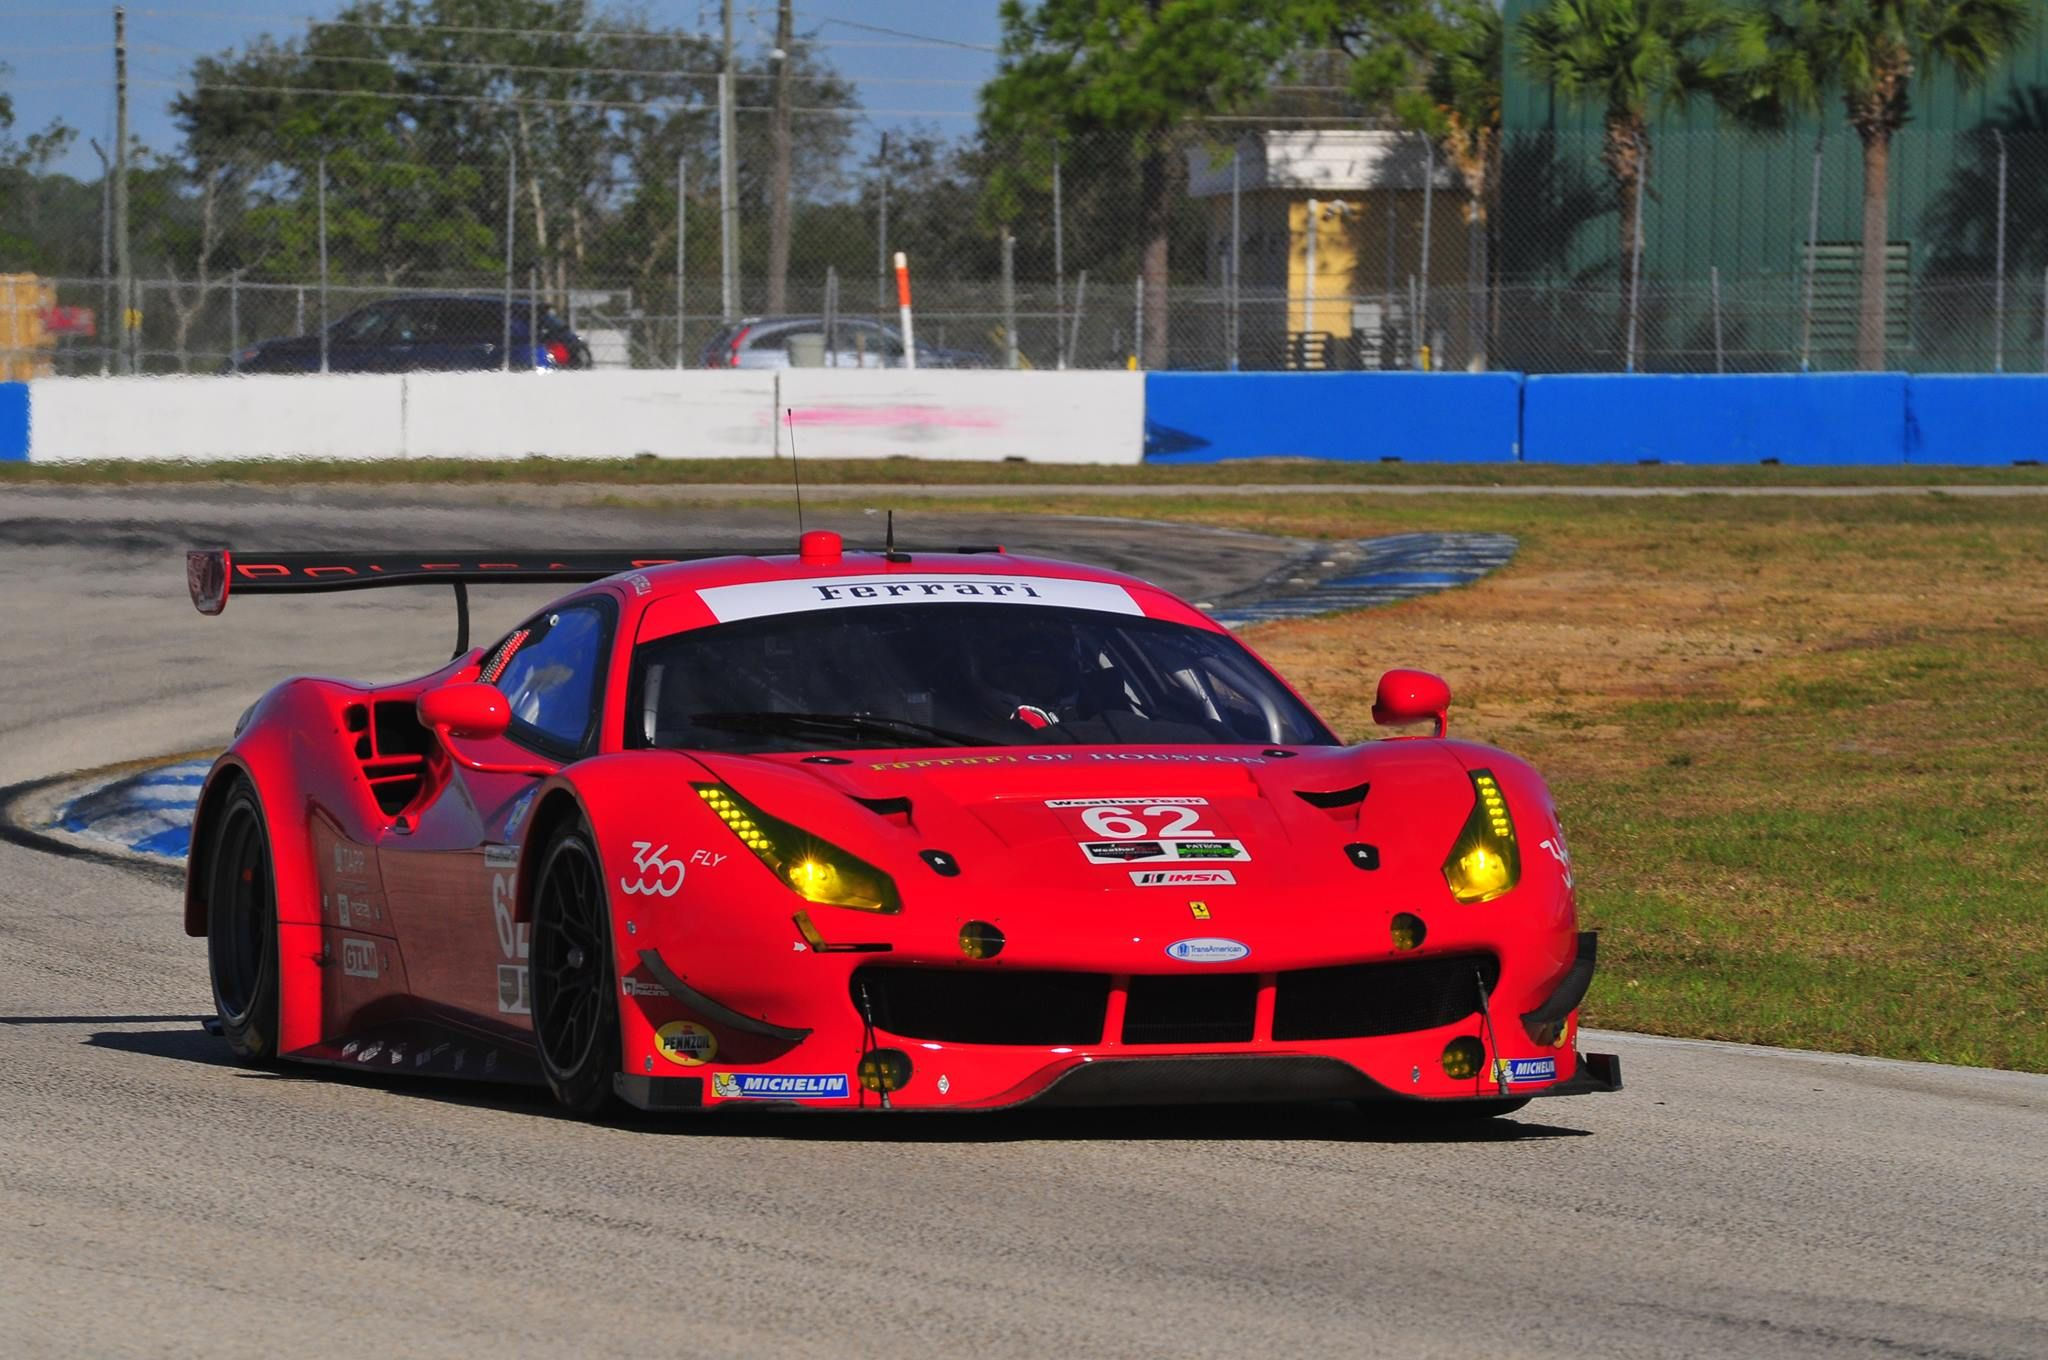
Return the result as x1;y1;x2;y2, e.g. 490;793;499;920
683;744;1523;969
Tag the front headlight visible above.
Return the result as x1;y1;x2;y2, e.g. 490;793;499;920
694;782;902;913
1441;768;1520;903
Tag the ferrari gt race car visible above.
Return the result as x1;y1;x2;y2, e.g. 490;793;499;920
182;535;1619;1117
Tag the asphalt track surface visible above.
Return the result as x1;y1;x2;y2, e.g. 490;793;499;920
2;488;2044;1360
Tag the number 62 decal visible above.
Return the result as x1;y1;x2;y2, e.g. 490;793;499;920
1080;805;1217;840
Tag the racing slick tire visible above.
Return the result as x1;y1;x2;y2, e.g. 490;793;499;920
205;781;281;1063
530;820;622;1116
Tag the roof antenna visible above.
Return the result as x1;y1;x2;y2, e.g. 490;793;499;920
785;406;805;536
884;510;910;563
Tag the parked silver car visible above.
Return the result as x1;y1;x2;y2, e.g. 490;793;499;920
699;315;991;369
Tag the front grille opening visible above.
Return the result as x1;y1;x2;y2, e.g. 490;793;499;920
1272;952;1501;1041
853;966;1109;1046
1121;973;1259;1045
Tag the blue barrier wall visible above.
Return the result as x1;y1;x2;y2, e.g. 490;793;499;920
1906;376;2048;465
0;383;26;461
1144;372;1523;462
1523;374;1908;465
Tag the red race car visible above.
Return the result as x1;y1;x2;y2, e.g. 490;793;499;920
182;535;1618;1117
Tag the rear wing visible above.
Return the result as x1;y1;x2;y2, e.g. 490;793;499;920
185;540;1006;656
186;548;743;656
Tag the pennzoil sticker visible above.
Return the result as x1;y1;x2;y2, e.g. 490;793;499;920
711;1072;850;1099
655;1020;717;1067
1081;839;1248;865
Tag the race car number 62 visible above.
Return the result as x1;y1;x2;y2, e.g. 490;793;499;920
1081;805;1216;840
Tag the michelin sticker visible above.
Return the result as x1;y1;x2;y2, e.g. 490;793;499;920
1496;1056;1558;1085
697;575;1143;623
1165;938;1250;963
711;1072;851;1100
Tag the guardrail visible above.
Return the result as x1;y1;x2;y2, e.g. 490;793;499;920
1;371;2040;466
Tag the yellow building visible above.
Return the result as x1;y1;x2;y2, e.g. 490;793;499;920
1187;131;1474;369
0;275;58;381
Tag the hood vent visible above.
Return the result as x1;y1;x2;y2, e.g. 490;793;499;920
1293;780;1369;812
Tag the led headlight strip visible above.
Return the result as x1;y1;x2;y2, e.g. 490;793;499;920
693;782;903;914
1441;768;1521;903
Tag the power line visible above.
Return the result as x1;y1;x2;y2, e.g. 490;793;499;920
809;17;996;54
133;41;985;88
148;78;966;119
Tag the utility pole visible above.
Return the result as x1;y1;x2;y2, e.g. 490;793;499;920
114;6;132;374
765;0;793;313
875;133;889;314
719;0;740;321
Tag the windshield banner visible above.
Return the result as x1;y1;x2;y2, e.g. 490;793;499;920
697;574;1144;622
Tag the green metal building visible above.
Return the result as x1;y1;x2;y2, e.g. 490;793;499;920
1499;0;2048;371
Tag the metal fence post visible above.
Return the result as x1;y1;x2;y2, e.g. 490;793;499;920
1132;275;1144;370
1052;143;1065;369
1419;142;1433;370
1229;147;1241;372
1624;132;1646;374
875;132;889;316
1304;198;1319;344
1711;265;1724;374
1800;131;1823;371
502;144;516;371
296;286;305;336
317;155;329;374
1069;268;1088;368
529;266;540;368
229;271;240;363
688;153;696;368
1001;229;1018;370
1993;129;2008;373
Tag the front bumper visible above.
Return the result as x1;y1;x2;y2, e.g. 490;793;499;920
612;932;1617;1114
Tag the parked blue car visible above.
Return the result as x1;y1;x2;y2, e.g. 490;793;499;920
228;296;593;373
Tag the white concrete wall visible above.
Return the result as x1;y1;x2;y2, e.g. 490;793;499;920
28;374;406;462
775;370;1144;463
25;370;1145;464
401;371;776;459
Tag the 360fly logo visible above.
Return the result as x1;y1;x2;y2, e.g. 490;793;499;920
621;842;687;897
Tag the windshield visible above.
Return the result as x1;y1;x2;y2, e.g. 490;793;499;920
629;603;1336;753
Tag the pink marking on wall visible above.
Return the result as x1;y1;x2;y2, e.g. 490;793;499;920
780;405;1005;430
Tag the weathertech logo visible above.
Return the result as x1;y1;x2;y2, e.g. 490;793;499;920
1130;869;1237;887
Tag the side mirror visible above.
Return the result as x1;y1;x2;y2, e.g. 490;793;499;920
1372;669;1450;738
417;683;555;776
418;682;511;741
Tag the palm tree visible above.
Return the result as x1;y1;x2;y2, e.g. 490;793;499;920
1422;5;1504;363
1719;0;2030;369
1516;0;1716;351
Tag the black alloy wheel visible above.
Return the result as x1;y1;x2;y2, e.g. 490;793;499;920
206;782;280;1062
530;822;621;1114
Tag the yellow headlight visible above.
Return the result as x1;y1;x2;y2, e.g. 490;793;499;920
694;782;902;913
1441;769;1521;903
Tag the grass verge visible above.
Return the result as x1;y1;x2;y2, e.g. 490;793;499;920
4;453;2048;489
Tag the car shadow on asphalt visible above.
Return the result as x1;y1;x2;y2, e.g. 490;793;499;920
86;1022;1594;1144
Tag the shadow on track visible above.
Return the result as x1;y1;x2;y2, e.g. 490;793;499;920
87;1021;1594;1145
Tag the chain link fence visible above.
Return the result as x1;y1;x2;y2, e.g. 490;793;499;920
6;76;2046;376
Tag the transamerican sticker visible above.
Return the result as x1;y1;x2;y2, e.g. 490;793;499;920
697;575;1143;623
1081;839;1248;865
711;1072;851;1100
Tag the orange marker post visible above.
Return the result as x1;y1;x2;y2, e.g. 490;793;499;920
894;251;916;370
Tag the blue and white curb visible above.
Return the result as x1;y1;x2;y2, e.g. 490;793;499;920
55;758;209;862
44;533;1515;863
1208;532;1517;628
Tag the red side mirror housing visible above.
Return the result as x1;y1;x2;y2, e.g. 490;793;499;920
418;682;511;742
1372;668;1450;737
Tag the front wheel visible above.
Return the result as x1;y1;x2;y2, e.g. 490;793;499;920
206;782;280;1062
530;821;621;1115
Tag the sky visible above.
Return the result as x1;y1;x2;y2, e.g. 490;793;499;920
1;1;1006;180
